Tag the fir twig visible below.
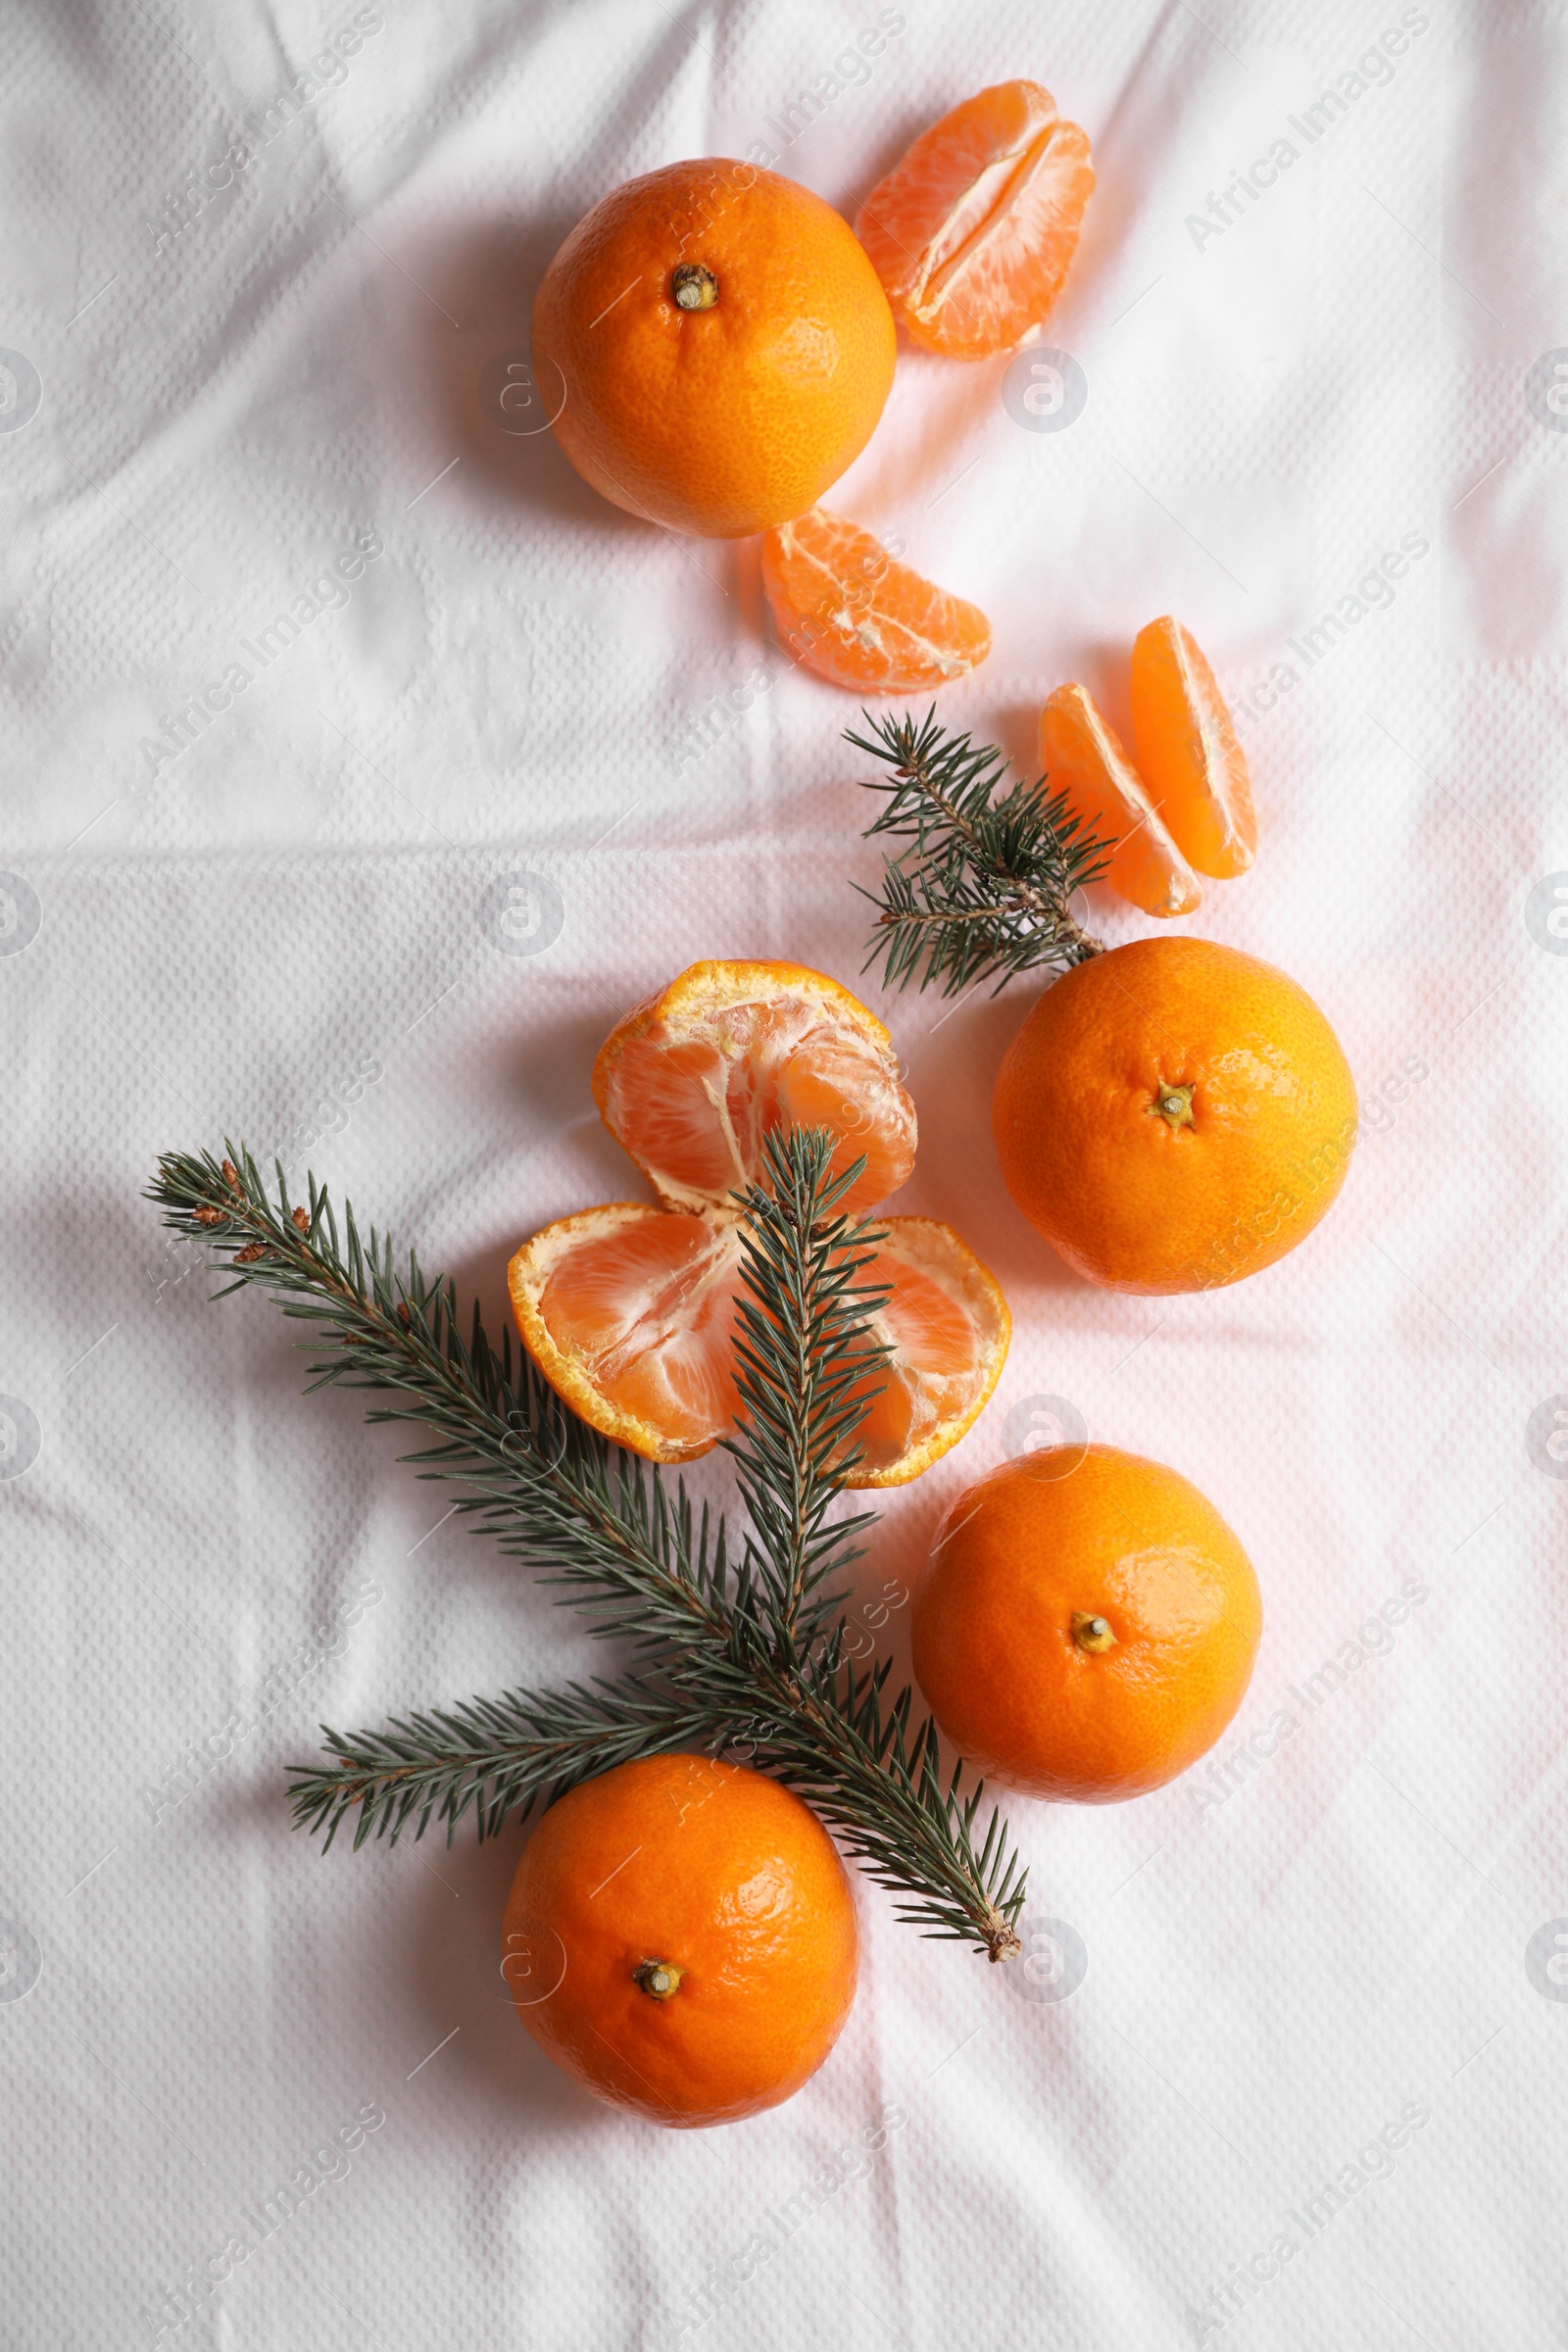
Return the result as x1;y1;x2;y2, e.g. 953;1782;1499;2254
848;705;1110;995
150;1144;731;1657
147;1134;1027;1961
724;1134;893;1665
287;1677;735;1852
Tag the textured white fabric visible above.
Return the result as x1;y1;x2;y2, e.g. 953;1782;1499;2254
3;1;1566;2344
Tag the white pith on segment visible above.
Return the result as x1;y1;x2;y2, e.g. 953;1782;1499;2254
906;119;1063;319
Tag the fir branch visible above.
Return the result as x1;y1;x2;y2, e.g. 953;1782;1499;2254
684;1646;1027;1951
148;1134;1027;1962
149;1145;732;1657
847;705;1110;995
724;1129;893;1664
768;1667;1029;1945
288;1676;735;1852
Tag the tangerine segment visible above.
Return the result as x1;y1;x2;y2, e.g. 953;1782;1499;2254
850;1217;1010;1488
509;1201;1008;1483
1128;617;1257;879
594;959;916;1215
1039;683;1200;919
855;81;1094;360
506;1754;858;2128
509;1203;746;1463
761;508;991;693
531;160;896;538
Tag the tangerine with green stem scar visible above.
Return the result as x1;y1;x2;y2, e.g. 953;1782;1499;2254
503;1751;860;2127
849;710;1357;1294
531;159;896;537
993;936;1357;1294
912;1446;1262;1804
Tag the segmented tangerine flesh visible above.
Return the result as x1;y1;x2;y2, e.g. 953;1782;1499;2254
846;1219;1010;1485
509;960;1010;1482
855;80;1094;360
522;1203;746;1456
1128;617;1257;879
510;1202;1009;1484
1039;682;1201;918
593;959;916;1213
760;507;991;693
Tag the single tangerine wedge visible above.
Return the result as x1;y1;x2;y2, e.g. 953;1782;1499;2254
761;508;991;693
1129;617;1257;879
847;1216;1010;1485
508;960;1010;1484
1039;682;1201;919
855;80;1095;360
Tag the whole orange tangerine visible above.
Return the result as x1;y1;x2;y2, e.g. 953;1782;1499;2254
912;1446;1261;1802
993;936;1357;1294
532;160;896;538
504;1753;858;2128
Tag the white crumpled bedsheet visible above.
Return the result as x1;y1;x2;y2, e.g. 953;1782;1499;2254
3;0;1567;2344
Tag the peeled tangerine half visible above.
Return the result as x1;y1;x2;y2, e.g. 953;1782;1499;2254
761;507;991;693
855;80;1094;360
508;960;1010;1486
1040;683;1201;919
1129;617;1257;880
